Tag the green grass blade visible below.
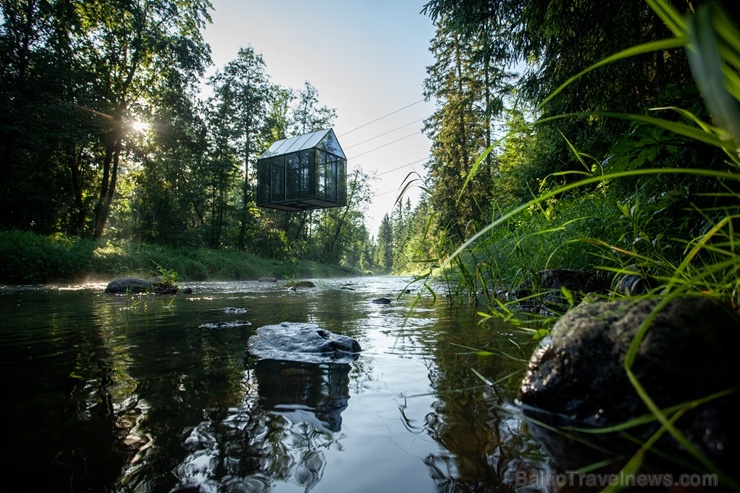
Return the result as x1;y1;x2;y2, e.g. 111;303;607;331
646;0;687;37
537;111;727;149
442;167;740;269
686;6;740;148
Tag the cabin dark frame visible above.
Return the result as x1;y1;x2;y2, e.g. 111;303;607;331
256;129;347;212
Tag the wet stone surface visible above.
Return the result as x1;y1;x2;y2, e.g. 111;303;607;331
518;296;740;474
247;322;361;364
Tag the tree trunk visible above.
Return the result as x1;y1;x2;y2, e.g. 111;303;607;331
324;173;357;259
65;143;86;235
237;112;252;251
93;122;122;240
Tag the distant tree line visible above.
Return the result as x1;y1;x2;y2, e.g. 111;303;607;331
0;0;377;270
5;1;739;278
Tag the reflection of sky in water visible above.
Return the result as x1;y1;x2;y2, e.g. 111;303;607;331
164;277;553;492
1;276;553;493
157;277;447;492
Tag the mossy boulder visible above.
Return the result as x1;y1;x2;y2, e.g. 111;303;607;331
104;277;178;294
518;296;740;474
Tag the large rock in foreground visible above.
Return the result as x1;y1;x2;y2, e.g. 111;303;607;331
518;296;740;474
248;322;361;364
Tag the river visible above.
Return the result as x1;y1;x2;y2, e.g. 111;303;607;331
1;276;556;492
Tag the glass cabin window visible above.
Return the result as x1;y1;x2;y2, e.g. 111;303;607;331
256;128;346;211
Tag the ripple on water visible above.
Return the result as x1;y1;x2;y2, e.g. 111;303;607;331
1;277;554;493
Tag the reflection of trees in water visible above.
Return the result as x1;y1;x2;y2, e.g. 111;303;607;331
407;309;557;492
108;288;362;491
167;360;352;491
420;394;555;493
170;404;338;491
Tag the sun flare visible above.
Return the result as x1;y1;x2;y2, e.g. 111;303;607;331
132;120;149;132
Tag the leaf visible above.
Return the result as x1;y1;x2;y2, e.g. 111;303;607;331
646;0;686;37
532;328;550;340
560;285;574;307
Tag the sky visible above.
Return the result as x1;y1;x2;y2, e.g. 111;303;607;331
201;0;437;236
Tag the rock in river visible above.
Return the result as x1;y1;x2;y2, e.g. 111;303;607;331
105;277;154;293
247;322;361;364
105;277;178;294
518;296;740;474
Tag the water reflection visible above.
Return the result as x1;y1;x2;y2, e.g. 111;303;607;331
169;384;348;491
167;353;353;490
1;278;556;492
255;359;351;433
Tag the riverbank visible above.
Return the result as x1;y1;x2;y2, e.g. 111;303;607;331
0;230;365;284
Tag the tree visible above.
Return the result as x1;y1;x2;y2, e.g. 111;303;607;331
391;198;413;270
209;46;272;250
421;0;740;189
0;0;213;239
290;81;337;135
0;0;89;233
126;87;210;246
201;91;240;248
423;15;495;242
316;167;373;265
374;213;394;272
77;0;212;239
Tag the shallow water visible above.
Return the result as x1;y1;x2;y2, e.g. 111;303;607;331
1;276;555;492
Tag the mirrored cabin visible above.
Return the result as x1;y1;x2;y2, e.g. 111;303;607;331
256;128;347;211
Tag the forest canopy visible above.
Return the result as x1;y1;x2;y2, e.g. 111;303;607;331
2;0;740;285
0;0;374;270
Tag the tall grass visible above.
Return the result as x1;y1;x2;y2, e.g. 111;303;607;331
431;0;740;304
419;0;740;488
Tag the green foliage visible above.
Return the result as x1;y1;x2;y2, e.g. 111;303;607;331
409;0;740;306
0;231;362;284
0;3;372;272
0;231;94;283
151;260;178;286
422;14;504;242
410;0;740;486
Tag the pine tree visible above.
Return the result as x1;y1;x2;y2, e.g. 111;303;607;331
423;16;499;242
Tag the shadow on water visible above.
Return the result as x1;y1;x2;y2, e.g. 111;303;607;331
0;278;556;492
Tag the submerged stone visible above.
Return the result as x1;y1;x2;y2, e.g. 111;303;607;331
518;296;740;474
247;322;361;364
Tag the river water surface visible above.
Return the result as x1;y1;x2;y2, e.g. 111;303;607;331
1;276;555;492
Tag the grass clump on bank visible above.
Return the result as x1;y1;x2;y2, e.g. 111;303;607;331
428;2;740;489
0;230;362;284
